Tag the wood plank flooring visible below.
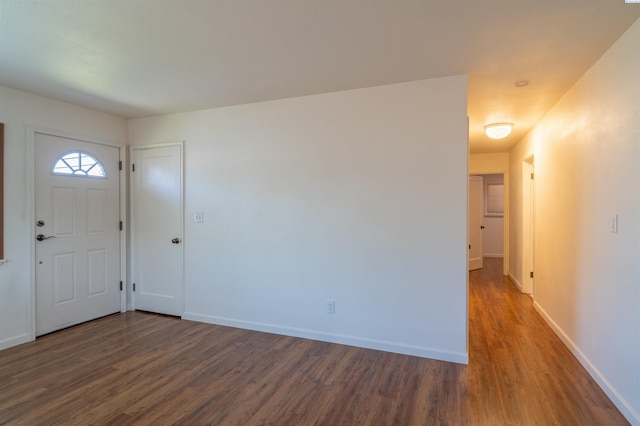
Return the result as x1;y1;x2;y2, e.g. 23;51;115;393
0;258;628;425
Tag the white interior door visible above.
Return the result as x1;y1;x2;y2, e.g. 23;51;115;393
468;175;484;270
35;132;121;336
131;144;183;316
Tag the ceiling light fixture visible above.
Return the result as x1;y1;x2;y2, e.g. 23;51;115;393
484;123;513;139
515;80;530;88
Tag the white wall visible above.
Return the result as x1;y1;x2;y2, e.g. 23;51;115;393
509;19;640;424
0;85;127;350
129;76;469;363
508;140;533;288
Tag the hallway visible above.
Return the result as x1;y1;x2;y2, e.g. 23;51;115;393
0;258;628;424
468;258;627;424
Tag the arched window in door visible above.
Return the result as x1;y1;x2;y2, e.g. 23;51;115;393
52;151;106;178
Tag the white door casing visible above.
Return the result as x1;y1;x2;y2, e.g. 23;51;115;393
131;144;184;316
468;175;484;271
523;158;535;294
34;131;122;336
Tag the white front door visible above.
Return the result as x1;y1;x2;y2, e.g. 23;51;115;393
468;175;484;271
131;144;183;316
35;132;121;336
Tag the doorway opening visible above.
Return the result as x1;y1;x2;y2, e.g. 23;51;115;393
469;173;505;271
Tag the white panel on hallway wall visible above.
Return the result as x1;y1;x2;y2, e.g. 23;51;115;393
129;76;469;364
482;217;503;257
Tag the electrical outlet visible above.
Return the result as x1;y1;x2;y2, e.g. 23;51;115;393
193;211;204;223
326;299;335;314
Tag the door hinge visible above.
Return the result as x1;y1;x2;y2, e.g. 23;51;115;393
119;160;123;171
133;283;136;292
469;244;471;250
531;172;534;180
119;221;123;231
530;271;534;278
120;281;123;291
132;163;135;172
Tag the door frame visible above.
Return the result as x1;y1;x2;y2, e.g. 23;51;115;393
27;126;127;341
468;169;509;276
522;156;535;295
468;175;484;270
129;142;185;314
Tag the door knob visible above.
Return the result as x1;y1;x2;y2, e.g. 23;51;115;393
171;237;181;244
480;226;485;229
36;234;55;241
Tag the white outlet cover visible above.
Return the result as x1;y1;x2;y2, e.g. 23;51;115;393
326;299;335;314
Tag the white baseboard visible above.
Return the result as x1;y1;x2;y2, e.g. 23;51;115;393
508;272;524;292
182;311;468;365
0;333;31;351
533;301;639;425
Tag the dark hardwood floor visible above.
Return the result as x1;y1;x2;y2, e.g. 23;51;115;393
0;258;628;425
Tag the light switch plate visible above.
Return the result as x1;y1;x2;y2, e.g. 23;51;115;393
194;211;204;223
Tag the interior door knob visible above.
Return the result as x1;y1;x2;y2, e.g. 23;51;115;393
36;234;55;241
171;237;181;244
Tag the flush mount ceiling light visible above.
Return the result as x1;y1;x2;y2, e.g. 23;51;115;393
484;123;513;139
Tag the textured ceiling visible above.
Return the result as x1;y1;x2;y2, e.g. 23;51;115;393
1;1;638;153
